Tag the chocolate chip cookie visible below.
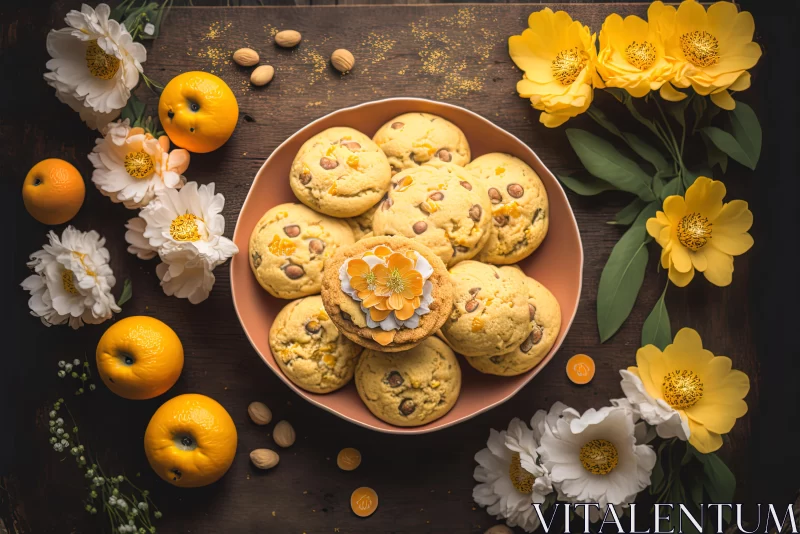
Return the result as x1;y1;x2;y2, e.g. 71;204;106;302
289;127;392;218
269;295;363;393
438;261;532;357
371;163;492;267
355;336;461;427
372;112;470;174
249;202;355;299
345;202;378;241
465;153;549;264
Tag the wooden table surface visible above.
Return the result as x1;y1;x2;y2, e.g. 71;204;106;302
2;1;798;533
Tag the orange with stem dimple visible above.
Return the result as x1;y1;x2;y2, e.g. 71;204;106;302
22;159;85;225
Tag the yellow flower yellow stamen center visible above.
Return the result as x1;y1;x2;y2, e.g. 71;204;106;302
385;268;407;293
662;370;704;409
579;439;618;475
551;47;588;85
679;31;720;68
508;452;535;494
677;212;712;251
85;39;121;80
170;214;201;242
124;150;155;180
61;269;79;295
625;40;657;70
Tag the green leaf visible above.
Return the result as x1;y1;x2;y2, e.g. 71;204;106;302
597;224;651;342
700;126;756;170
692;449;736;513
650;441;669;494
684;167;712;189
121;94;146;128
587;106;624;139
691;95;707;134
623;132;670;174
666;97;691;129
701;131;728;173
729;101;761;169
609;198;648;226
117;279;133;307
565;129;655;201
556;173;616;196
642;285;670;350
634;200;659;228
661;177;681;199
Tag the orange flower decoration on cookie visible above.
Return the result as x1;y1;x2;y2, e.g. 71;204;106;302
346;259;384;308
372;252;424;321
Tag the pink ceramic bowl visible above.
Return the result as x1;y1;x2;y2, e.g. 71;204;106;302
231;98;583;434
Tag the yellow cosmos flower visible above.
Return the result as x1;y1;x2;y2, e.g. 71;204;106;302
661;0;761;109
596;2;678;98
631;328;749;453
509;8;601;127
647;177;753;287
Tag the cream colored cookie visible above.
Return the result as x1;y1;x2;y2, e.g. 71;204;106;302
465;153;549;264
355;337;461;427
345;202;378;241
373;112;470;174
249;203;355;299
269;296;363;393
439;261;532;357
372;163;491;267
466;270;561;376
289;127;392;217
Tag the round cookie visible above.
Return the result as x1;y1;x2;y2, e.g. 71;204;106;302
345;202;378;241
465;153;549;265
289;127;392;218
249;203;355;299
373;112;471;174
321;235;454;353
466;269;561;376
355;337;461;427
439;261;532;357
372;163;492;267
269;296;363;393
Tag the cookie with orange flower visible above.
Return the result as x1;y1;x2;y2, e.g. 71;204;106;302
321;235;454;352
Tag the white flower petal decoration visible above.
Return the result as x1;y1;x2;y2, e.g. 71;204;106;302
44;3;146;129
125;181;238;304
473;418;554;533
618;369;691;441
536;403;656;522
21;226;120;329
89;119;189;209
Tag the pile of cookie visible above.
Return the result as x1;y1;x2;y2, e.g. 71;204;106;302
249;112;562;428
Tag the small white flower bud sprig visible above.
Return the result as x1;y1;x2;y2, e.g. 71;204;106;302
56;357;97;396
48;400;162;533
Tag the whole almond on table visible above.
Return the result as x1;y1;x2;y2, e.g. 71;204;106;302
275;30;302;48
331;49;355;73
250;449;280;470
250;65;274;86
273;420;296;448
248;401;272;425
233;47;259;67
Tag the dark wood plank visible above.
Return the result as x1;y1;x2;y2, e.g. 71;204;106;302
1;3;775;533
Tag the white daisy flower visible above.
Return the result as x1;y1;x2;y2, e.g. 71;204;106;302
536;402;656;522
44;3;146;129
125;181;238;303
616;369;690;441
21;226;120;329
89;119;189;209
473;418;554;532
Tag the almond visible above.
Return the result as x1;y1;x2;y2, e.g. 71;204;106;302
233;47;259;67
273;420;296;448
250;448;280;470
331;49;355;73
247;401;272;425
275;30;301;48
250;65;274;86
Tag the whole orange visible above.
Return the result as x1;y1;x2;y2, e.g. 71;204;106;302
158;71;239;153
96;316;184;400
144;394;238;488
22;158;85;225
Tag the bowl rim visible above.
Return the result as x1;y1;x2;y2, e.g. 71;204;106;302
231;96;584;434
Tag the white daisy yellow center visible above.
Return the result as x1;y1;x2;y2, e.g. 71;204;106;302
662;370;704;409
170;214;201;242
579;439;618;475
508;452;535;494
625;40;657;70
679;31;720;68
677;213;712;251
85;39;121;80
124;150;155;180
61;269;79;295
552;47;588;85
